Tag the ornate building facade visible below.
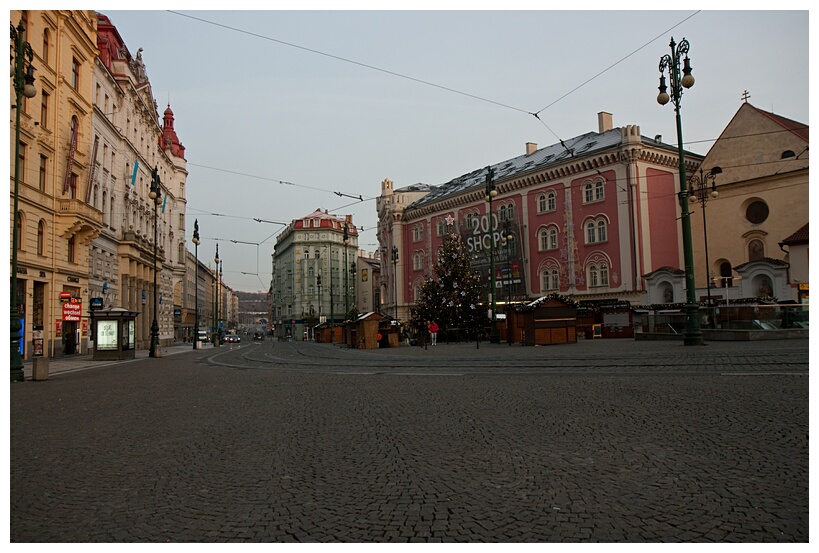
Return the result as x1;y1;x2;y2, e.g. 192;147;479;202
10;10;101;358
377;112;706;319
90;13;188;350
271;209;358;339
685;102;809;304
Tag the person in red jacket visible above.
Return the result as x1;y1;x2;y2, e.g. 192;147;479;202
428;321;439;346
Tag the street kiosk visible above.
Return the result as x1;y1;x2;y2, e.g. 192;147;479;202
90;307;139;361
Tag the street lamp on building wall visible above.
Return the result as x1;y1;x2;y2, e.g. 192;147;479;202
391;245;399;320
657;36;702;346
149;167;162;357
688;167;721;308
192;220;200;349
484;166;499;343
10;20;37;381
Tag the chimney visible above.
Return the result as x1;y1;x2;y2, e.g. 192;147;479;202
598;111;613;133
525;142;537;156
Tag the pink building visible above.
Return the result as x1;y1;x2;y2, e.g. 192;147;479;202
378;113;704;316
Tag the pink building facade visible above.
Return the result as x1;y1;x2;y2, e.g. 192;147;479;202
379;113;704;314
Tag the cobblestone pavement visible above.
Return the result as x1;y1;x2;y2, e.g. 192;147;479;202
10;339;809;542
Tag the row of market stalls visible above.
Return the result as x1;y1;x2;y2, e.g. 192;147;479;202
308;294;807;349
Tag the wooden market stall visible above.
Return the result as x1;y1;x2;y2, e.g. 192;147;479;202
349;312;384;349
515;294;578;345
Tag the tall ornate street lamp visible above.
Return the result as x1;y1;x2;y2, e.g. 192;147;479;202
343;223;350;319
192;219;200;349
316;271;322;321
10;23;36;377
657;36;702;346
213;244;220;346
500;221;514;306
349;259;357;314
688;167;721;309
326;248;335;343
10;20;37;381
148;167;162;357
391;245;399;320
484;166;499;343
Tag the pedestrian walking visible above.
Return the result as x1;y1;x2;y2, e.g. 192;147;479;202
428;321;439;346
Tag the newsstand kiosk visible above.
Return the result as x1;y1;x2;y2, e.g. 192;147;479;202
90;307;140;361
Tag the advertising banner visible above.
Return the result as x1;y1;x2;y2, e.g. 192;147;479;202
96;320;118;350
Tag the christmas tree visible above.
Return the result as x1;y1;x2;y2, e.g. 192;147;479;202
412;228;486;341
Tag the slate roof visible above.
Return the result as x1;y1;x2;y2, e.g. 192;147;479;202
406;128;679;210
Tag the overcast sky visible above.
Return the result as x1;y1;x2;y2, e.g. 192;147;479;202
100;4;810;293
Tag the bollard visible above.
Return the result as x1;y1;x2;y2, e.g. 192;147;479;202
32;357;49;381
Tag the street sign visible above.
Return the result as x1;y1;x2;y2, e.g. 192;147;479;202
90;297;103;310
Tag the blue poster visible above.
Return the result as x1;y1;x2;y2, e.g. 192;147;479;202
131;161;139;185
18;317;24;355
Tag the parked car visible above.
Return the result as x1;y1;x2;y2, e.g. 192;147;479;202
253;332;264;341
197;331;209;343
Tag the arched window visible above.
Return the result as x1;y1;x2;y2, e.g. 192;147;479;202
748;239;764;261
538;194;547;213
539;229;549;251
547;190;556;211
595;180;605;201
599;264;609;287
37;220;45;255
584;183;594;203
67;235;76;263
548;227;558;250
597;220;607;242
42;28;50;66
413;251;424;271
586;221;596;244
589;265;599;287
719;262;733;287
16;211;24;250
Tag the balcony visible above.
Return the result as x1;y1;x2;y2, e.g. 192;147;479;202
57;199;103;244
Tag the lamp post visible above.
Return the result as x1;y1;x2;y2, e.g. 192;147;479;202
349;259;357;315
392;245;399;320
328;247;334;343
500;221;514;306
10;20;37;381
148;166;162;357
343;224;350;320
192;220;200;349
500;221;514;346
657;36;702;346
316;272;322;321
213;245;220;346
688;167;721;308
484;166;499;343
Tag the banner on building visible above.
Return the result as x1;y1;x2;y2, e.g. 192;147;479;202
86;135;99;203
63;117;79;193
131;161;139;185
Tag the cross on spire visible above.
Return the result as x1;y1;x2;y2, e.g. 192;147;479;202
742;90;751;103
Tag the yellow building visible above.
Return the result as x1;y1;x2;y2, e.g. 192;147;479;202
690;101;809;304
91;13;189;351
10;10;101;358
